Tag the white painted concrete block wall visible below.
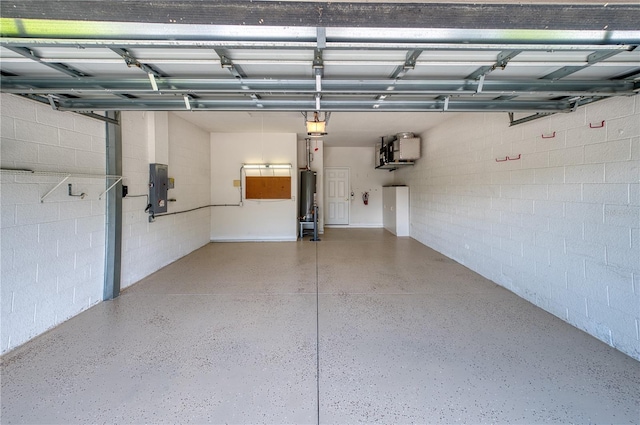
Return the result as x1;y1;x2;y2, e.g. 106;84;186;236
1;94;105;354
325;147;395;227
396;95;640;360
210;133;297;241
120;112;211;289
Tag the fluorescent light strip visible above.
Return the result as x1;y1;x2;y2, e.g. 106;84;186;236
243;164;292;169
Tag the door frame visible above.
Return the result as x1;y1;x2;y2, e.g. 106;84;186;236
324;166;350;226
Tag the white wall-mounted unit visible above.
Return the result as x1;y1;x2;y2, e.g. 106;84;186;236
383;185;410;237
394;133;421;160
376;133;421;171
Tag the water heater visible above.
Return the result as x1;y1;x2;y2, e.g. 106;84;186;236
299;170;317;222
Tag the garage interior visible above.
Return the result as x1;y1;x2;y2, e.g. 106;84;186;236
1;1;639;423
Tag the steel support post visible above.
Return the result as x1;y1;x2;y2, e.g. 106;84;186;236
104;111;122;300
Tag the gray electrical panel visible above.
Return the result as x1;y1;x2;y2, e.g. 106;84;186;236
149;163;169;214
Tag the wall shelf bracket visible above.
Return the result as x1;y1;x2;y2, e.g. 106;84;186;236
41;174;70;202
0;169;123;202
99;177;124;200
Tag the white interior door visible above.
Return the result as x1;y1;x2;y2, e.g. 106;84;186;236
325;167;350;225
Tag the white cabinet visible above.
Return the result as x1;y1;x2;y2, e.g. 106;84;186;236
383;186;409;236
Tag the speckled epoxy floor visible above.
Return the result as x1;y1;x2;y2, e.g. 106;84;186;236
2;229;639;424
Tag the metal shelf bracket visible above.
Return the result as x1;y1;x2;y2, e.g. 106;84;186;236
0;169;123;202
99;177;123;200
40;174;70;202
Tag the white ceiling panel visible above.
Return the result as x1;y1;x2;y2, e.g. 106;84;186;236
0;62;69;77
0;47;23;58
225;49;313;61
513;51;591;62
28;47;122;60
70;62;152;77
324;64;398;78
418;51;504;62
569;66;640;80
126;48;221;60
323;50;407;61
239;64;313;78
153;63;230;77
608;50;640;62
408;65;482;79
485;66;565;79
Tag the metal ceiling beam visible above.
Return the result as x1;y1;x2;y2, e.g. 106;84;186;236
4;48;142;102
466;50;521;80
47;97;588;113
382;49;422;105
314;27;326;76
613;67;640;80
508;112;556;127
2;77;636;96
527;49;630;124
3;46;90;77
16;93;121;124
2;37;638;52
110;47;166;77
2;14;637;117
4;57;639;68
214;48;247;79
213;48;264;106
460;50;521;104
389;49;423;80
542;49;628;80
313;28;326;110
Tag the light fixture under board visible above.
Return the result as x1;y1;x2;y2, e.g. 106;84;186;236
242;164;292;169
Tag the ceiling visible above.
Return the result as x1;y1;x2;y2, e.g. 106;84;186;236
170;111;454;147
1;1;639;147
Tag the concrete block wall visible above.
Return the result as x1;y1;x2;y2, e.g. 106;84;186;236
210;133;297;241
1;94;106;354
120;112;211;289
397;95;639;360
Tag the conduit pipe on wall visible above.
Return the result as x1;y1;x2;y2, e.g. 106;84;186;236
305;138;312;170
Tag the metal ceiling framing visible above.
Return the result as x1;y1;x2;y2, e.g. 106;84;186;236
1;1;639;115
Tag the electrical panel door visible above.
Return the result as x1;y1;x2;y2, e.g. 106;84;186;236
149;163;168;214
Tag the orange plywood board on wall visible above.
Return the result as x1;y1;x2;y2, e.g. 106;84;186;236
245;176;291;199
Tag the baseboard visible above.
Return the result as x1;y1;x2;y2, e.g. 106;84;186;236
325;224;383;228
210;237;298;242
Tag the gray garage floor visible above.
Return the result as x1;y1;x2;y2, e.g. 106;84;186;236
2;228;639;424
